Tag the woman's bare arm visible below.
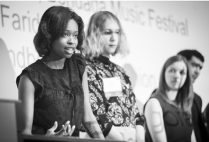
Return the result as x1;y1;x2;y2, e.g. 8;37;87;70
144;98;167;142
17;75;35;135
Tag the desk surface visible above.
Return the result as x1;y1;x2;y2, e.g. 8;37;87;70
21;134;125;142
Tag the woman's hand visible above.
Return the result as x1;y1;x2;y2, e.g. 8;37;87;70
106;126;124;141
46;121;75;137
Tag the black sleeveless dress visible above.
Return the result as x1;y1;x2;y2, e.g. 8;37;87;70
145;93;193;142
16;54;85;136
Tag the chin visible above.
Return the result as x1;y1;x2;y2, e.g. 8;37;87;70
110;50;116;55
65;54;73;58
192;76;198;82
169;86;180;91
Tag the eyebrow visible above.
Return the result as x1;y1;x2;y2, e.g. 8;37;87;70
103;28;120;31
192;62;203;69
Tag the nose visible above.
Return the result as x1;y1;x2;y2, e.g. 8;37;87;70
110;33;116;41
67;36;75;45
194;66;200;76
174;71;181;79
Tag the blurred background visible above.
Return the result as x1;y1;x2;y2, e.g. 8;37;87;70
0;1;209;112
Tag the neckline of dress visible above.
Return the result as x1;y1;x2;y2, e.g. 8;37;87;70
95;55;111;65
40;58;68;71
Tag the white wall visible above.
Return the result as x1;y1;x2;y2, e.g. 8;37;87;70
0;1;209;110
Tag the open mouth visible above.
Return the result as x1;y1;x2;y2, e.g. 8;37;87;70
65;47;75;54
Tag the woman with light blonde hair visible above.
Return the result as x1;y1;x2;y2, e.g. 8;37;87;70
82;11;145;141
84;11;128;59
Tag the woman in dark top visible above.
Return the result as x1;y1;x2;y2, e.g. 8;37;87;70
144;55;194;142
82;11;145;141
16;6;104;138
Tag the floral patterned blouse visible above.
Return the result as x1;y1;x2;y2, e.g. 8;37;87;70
86;55;143;136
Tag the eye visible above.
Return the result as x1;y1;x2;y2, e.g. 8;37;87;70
63;31;78;38
115;30;121;34
191;63;196;67
103;31;112;35
192;63;203;70
180;70;186;75
169;68;176;73
63;32;70;37
73;34;78;38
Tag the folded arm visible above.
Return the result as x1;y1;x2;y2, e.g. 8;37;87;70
82;69;105;139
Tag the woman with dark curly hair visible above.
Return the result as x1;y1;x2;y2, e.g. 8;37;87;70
16;6;104;138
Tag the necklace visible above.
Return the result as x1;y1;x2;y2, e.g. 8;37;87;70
42;61;64;69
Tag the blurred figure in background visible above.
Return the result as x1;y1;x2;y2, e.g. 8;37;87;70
82;11;145;142
203;103;209;136
178;49;209;142
144;55;194;142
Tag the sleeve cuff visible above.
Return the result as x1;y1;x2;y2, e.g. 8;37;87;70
103;122;113;137
136;114;145;126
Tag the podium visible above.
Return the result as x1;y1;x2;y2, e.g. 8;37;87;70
0;38;19;142
0;101;18;142
20;134;126;142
